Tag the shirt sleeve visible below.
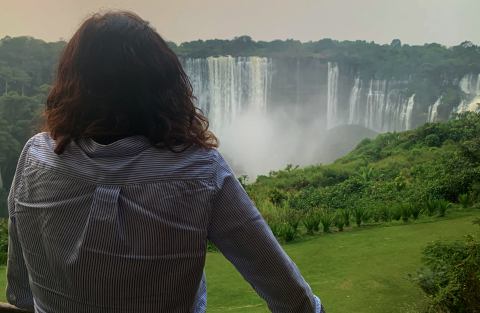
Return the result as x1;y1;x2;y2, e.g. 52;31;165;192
207;150;322;313
6;138;34;311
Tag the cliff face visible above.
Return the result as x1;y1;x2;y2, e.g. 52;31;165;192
182;56;480;134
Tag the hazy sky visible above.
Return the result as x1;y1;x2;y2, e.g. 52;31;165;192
1;0;479;46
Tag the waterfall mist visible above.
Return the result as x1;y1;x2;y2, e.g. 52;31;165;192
218;108;326;178
182;56;480;179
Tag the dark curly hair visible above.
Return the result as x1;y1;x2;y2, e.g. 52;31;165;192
44;10;218;154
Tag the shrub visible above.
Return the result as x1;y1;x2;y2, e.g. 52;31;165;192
458;193;472;208
401;204;411;223
267;218;282;238
352;206;369;227
341;208;351;226
424;198;438;216
410;205;422;220
285;209;302;232
411;220;480;312
391;206;402;221
277;223;297;242
424;134;441;147
302;210;320;234
268;188;288;206
379;206;392;222
372;207;382;223
319;209;335;233
436;200;451;217
335;210;345;231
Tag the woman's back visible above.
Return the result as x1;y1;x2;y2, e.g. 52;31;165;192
6;10;323;313
10;133;213;312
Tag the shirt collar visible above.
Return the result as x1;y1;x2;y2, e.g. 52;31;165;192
76;136;153;157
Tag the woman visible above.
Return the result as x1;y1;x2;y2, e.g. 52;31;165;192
7;11;324;313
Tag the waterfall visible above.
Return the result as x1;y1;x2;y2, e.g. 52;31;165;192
184;57;476;138
348;78;362;124
183;56;271;133
456;73;480;113
427;97;441;122
326;62;339;129
404;94;415;130
365;80;388;131
346;78;413;132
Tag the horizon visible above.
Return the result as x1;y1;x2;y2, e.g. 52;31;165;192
0;33;475;49
1;0;479;47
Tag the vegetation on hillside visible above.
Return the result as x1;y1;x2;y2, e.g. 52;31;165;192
244;112;480;242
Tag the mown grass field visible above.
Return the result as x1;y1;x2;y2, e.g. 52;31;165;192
204;210;480;313
0;209;479;312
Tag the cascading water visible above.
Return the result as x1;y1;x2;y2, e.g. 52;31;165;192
346;78;415;132
183;56;271;133
348;78;362;124
326;62;339;129
184;57;478;137
404;94;416;130
427;97;441;122
456;73;480;113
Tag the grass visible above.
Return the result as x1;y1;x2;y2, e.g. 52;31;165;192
0;210;479;313
204;209;480;313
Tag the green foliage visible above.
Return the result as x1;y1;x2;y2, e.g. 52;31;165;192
0;218;8;264
352;206;369;227
412;220;480;312
319;209;335;233
302;209;321;234
267;188;288;206
436;200;451;217
411;205;422;220
341;208;351;226
458;193;472;208
334;210;345;231
391;206;402;221
285;209;302;232
424;199;439;216
379;206;392;222
401;204;411;223
424;134;441;147
207;240;219;252
277;223;297;242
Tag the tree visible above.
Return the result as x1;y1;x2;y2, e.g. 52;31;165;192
390;39;402;48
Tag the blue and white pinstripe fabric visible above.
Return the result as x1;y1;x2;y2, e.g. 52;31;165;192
7;132;323;313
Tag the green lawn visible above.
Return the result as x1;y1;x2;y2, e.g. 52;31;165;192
1;210;479;312
204;210;480;313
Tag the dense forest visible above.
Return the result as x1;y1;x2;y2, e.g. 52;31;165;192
173;36;480;79
1;35;480;216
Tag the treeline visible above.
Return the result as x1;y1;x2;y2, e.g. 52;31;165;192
0;36;60;215
171;36;480;80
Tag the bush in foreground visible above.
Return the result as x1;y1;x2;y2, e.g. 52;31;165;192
412;218;480;313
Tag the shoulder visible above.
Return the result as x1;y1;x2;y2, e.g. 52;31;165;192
18;132;48;158
25;132;54;150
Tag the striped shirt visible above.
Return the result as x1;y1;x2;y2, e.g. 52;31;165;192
7;132;323;313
